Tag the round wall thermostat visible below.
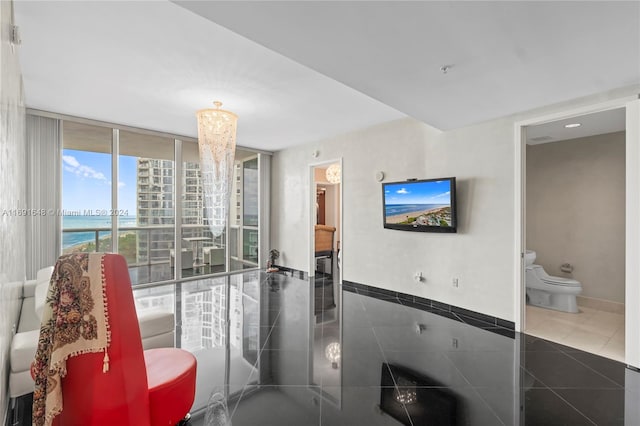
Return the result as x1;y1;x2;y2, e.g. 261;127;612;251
375;171;385;182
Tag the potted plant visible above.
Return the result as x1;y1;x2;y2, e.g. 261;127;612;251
267;249;280;272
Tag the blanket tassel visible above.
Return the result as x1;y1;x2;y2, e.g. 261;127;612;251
103;349;110;373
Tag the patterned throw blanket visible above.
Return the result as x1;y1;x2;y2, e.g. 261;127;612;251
32;253;111;426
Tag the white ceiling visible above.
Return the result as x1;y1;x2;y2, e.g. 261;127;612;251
14;1;640;152
526;108;626;145
14;1;404;151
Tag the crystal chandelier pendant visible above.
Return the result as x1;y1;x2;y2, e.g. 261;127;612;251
393;376;418;405
196;101;238;237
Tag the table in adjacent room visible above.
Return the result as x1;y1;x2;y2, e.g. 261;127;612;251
183;237;210;267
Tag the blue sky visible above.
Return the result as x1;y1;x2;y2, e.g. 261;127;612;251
384;180;451;205
62;149;137;213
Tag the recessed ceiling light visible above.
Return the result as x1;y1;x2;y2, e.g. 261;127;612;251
564;123;581;128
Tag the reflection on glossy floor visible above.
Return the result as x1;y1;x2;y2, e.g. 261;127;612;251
525;304;625;362
11;270;635;425
184;272;637;426
127;260;252;285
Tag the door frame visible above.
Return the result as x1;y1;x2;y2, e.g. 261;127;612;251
308;158;344;408
514;96;640;367
309;158;343;281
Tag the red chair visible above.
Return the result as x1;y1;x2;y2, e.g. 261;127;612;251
44;253;196;425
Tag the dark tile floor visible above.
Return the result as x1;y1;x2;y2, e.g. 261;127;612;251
190;271;638;426
11;270;637;425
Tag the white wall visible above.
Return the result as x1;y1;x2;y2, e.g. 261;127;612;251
272;118;434;277
527;132;626;304
0;0;27;420
271;86;640;322
272;115;516;320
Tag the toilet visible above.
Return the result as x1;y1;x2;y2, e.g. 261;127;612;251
525;250;582;313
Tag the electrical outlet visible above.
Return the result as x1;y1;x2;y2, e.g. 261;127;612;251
452;338;459;349
452;277;459;288
414;272;424;283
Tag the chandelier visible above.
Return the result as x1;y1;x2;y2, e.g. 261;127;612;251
196;101;238;237
325;163;341;184
393;376;418;405
393;387;417;405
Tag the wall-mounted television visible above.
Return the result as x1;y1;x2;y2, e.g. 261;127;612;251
382;177;457;233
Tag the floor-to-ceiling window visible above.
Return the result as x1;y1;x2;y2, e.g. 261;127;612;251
230;153;260;271
27;112;271;419
180;140;227;278
59;117;267;285
62;121;114;254
119;130;176;285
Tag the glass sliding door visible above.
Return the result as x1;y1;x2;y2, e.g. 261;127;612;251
61;121;114;254
119;130;176;285
242;157;259;265
230;152;260;271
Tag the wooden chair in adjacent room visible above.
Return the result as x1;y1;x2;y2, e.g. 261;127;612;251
314;224;336;276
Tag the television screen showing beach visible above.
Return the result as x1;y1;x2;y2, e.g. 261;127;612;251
384;180;452;227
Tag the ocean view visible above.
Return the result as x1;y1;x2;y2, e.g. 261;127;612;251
385;204;448;217
63;215;137;248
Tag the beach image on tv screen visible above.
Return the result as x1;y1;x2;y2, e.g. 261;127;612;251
384;180;452;227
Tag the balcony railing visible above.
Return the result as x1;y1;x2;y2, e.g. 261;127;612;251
62;224;224;267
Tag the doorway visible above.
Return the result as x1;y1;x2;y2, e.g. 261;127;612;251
524;109;625;361
310;161;342;281
309;159;343;406
515;98;640;368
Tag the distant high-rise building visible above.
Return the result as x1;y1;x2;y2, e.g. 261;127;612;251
135;158;204;263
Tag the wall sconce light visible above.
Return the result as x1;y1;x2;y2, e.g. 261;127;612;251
325;163;341;184
325;342;341;369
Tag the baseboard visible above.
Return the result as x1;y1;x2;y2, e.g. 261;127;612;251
272;265;308;280
577;295;625;314
273;267;516;338
342;280;515;338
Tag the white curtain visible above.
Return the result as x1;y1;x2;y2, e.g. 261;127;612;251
26;114;61;278
258;153;271;269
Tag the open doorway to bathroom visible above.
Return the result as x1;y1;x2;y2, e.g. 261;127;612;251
523;108;626;362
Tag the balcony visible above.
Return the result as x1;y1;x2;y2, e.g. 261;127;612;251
62;224;255;285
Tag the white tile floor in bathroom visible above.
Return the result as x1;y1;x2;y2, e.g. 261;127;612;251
525;305;625;362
